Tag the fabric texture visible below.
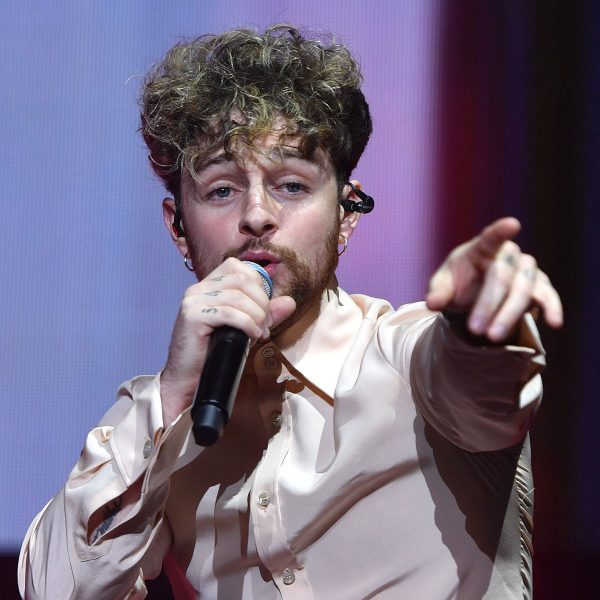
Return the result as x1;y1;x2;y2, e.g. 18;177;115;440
19;288;545;599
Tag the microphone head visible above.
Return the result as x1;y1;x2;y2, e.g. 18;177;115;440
243;261;273;299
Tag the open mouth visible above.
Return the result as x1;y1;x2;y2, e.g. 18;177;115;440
240;252;281;277
252;259;270;268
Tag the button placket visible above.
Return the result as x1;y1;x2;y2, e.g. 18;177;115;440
265;356;279;369
250;395;303;591
257;492;271;508
143;438;152;458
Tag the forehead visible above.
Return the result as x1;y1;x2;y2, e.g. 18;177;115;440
195;131;333;174
190;113;332;171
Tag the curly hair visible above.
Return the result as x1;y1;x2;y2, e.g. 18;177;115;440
140;24;372;203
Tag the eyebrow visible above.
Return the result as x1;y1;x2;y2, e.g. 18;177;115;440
196;145;323;172
197;153;235;170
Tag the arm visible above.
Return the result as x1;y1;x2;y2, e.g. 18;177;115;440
409;311;546;451
19;258;296;599
412;217;562;450
18;375;185;599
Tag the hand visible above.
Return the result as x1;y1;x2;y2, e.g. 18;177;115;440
160;257;296;427
425;217;563;342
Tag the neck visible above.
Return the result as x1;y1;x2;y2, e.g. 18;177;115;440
272;275;338;350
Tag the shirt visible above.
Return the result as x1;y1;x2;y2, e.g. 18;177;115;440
19;288;545;599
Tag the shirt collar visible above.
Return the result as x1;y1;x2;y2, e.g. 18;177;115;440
265;287;364;400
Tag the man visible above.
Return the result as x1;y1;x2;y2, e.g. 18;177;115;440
19;25;562;599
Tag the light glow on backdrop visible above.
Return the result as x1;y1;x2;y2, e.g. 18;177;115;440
0;1;439;550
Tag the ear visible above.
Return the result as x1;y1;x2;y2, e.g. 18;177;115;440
338;179;362;241
162;198;189;257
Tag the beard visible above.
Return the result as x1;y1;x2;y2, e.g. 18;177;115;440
219;223;340;335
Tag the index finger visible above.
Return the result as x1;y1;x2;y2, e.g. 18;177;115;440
468;217;522;261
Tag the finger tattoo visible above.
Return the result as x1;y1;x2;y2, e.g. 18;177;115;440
210;276;224;282
202;308;218;314
204;291;221;297
496;252;517;268
520;268;536;281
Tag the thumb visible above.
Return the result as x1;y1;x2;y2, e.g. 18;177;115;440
426;267;455;311
269;296;297;329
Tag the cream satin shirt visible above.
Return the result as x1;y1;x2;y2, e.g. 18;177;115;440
19;289;545;599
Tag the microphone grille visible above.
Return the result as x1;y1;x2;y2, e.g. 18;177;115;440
243;261;273;299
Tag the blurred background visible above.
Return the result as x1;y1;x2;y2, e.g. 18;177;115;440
1;1;598;597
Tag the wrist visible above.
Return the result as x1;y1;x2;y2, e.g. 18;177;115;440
441;310;519;346
160;370;195;428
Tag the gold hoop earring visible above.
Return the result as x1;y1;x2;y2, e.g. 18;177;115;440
338;236;348;256
184;252;194;272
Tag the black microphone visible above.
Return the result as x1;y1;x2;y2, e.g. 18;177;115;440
191;261;273;446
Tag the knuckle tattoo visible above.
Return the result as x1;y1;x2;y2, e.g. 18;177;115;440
520;268;536;281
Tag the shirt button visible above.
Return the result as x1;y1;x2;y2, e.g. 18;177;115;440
262;346;274;358
143;439;152;458
265;357;278;369
282;568;295;585
257;492;271;507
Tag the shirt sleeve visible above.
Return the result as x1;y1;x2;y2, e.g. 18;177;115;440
18;373;194;600
412;312;545;451
378;304;546;452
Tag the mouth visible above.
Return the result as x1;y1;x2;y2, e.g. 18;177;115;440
240;251;281;276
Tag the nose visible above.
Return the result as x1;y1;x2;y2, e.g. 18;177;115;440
238;186;278;238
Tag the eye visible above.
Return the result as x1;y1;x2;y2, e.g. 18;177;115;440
210;186;231;199
282;182;304;194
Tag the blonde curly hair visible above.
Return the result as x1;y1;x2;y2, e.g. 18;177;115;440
140;24;372;203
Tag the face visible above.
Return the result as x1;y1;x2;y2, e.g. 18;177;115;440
164;131;360;322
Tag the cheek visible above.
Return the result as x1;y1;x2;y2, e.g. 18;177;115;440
184;227;224;276
186;212;232;251
285;205;338;247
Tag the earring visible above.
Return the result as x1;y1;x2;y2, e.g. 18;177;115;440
338;236;348;256
184;252;194;272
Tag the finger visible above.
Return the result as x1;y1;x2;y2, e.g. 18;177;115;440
426;267;456;311
204;288;270;325
467;217;521;262
197;273;271;313
192;262;272;310
485;255;537;341
269;296;297;329
531;272;564;328
467;241;521;334
182;284;271;339
187;303;268;340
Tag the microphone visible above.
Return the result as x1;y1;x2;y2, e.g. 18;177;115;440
191;261;273;446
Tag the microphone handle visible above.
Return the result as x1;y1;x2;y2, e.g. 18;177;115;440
191;326;250;446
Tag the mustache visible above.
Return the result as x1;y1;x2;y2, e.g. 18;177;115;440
221;239;303;265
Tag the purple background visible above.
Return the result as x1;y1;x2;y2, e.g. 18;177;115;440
1;0;437;551
1;1;598;597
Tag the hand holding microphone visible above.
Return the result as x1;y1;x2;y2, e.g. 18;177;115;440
159;258;296;436
191;261;274;446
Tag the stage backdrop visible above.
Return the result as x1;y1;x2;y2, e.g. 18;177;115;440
0;1;438;551
1;1;598;598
